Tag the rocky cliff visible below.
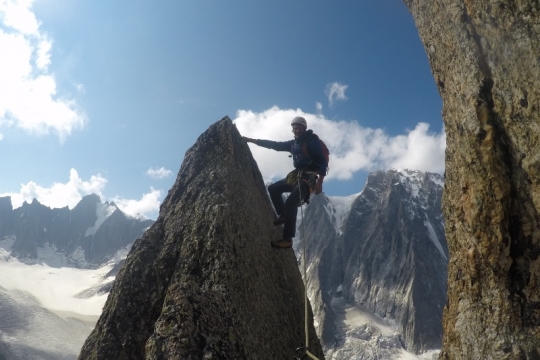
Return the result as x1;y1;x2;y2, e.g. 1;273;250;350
403;0;540;358
0;194;152;266
301;169;447;358
78;117;325;360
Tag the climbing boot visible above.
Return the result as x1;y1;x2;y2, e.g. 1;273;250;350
270;238;293;249
273;215;285;226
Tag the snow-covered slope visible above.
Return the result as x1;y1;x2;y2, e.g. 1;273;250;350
0;194;151;359
325;193;361;235
84;202;118;237
0;287;93;360
0;247;119;359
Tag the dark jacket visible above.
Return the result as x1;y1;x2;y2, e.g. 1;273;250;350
251;130;328;176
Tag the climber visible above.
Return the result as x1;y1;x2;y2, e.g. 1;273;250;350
242;116;328;249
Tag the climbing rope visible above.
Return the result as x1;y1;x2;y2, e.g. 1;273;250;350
295;171;319;360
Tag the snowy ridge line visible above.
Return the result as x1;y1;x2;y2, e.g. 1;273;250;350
427;172;444;188
397;169;423;198
0;234;133;269
394;170;444;220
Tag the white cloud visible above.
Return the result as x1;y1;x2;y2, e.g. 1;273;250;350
233;106;445;183
112;188;162;219
1;168;107;210
325;82;348;107
315;102;323;113
146;167;173;179
0;169;163;219
380;122;446;173
0;0;86;142
0;133;3;141
0;0;40;35
35;37;51;69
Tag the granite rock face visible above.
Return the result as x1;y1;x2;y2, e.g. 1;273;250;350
0;194;152;266
402;1;540;358
78;117;325;360
300;170;447;358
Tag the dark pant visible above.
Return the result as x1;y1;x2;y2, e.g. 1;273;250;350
268;178;310;239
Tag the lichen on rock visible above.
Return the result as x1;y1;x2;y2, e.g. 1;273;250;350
402;0;540;358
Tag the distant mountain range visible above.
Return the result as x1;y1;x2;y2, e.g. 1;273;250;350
299;169;448;359
0;168;448;360
0;195;154;360
0;194;154;267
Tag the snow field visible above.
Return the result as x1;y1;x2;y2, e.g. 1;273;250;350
0;243;112;316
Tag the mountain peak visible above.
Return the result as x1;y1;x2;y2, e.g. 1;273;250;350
79;193;102;204
79;116;325;359
301;167;448;356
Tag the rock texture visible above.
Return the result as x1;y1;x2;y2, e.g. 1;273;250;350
0;195;152;266
402;1;540;358
78;117;324;360
300;170;447;358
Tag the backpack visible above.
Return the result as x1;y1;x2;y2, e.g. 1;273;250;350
302;133;330;174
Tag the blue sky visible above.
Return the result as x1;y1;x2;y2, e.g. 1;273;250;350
0;0;444;220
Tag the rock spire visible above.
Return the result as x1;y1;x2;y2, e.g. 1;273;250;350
78;117;324;360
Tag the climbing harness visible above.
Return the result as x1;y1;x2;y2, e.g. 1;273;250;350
293;172;320;360
286;170;317;201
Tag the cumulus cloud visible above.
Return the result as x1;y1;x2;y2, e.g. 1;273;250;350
380;122;446;173
315;102;323;113
0;169;162;219
325;82;348;107
1;168;107;210
112;188;162;219
146;167;173;179
233;106;445;183
0;0;86;142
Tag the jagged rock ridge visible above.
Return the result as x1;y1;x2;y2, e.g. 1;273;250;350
403;0;540;358
301;169;447;358
0;194;153;266
78;117;325;360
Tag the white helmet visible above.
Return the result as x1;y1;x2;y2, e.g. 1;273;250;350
291;116;307;128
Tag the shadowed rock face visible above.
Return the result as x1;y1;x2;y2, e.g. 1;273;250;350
78;117;324;360
403;1;540;358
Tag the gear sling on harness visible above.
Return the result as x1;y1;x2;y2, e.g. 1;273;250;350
286;170;318;201
292;170;320;360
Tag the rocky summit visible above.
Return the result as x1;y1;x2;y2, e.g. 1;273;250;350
300;169;447;358
78;117;324;360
